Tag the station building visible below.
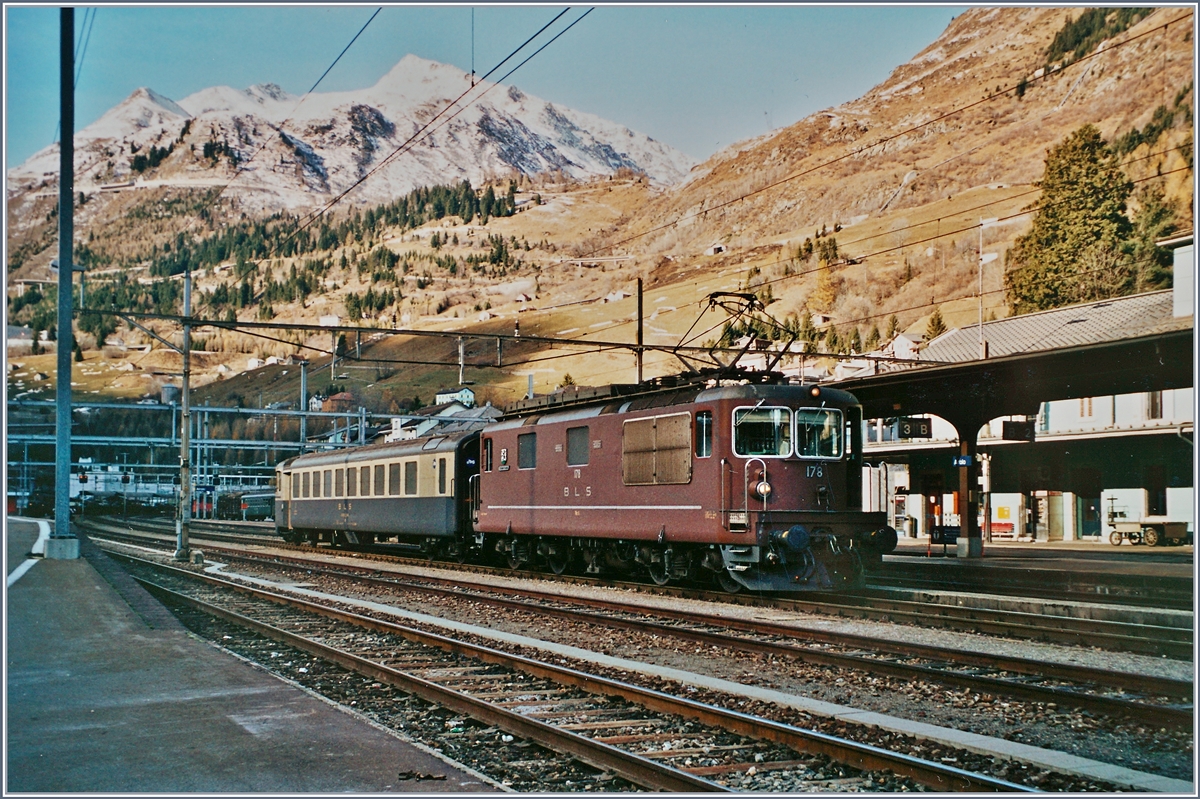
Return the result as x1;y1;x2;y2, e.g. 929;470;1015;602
858;243;1194;544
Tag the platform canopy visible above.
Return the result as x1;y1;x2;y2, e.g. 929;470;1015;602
835;291;1194;432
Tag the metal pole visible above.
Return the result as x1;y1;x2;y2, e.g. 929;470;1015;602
636;277;644;384
458;337;465;385
175;260;192;560
299;360;308;454
978;222;983;357
50;7;79;558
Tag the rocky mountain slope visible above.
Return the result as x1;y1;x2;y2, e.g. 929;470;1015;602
7;54;693;213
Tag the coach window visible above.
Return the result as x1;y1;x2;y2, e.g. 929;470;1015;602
360;466;370;496
483;438;493;472
794;408;843;459
312;470;321;498
302;472;310;498
733;406;792;457
438;457;447;494
388;463;401;495
335;469;345;497
374;464;385;496
518;432;537;469
566;426;589;466
404;461;418;495
292;474;300;498
695;411;713;458
346;467;356;497
323;469;333;496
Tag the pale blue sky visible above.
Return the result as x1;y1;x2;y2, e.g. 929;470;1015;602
5;4;965;170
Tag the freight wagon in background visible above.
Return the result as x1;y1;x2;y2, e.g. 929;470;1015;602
275;376;898;592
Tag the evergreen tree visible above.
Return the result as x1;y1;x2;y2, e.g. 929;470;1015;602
824;326;841;354
1127;184;1177;292
926;307;947;339
1004;125;1134;313
864;324;881;351
848;327;862;354
885;314;899;341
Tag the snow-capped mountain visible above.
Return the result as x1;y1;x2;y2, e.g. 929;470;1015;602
7;55;694;210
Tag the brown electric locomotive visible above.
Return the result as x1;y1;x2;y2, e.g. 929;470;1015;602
276;378;897;591
475;380;896;590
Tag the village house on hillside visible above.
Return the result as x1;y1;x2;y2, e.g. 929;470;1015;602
322;392;356;413
434;386;476;407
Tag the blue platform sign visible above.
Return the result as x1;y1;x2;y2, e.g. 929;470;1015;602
951;455;974;467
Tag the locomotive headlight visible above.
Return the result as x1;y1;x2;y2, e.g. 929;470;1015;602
755;480;772;498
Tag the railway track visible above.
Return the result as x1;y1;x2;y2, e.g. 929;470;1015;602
116;552;1037;793
121;539;1194;731
87;518;1193;660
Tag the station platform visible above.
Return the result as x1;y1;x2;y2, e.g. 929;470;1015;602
876;536;1193;609
4;517;494;793
890;536;1193;573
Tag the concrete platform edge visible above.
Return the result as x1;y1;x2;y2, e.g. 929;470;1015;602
203;639;511;793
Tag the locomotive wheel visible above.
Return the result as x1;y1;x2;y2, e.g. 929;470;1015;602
547;551;570;575
1129;530;1143;545
1142;527;1161;547
646;547;672;586
716;569;743;594
1109;531;1123;546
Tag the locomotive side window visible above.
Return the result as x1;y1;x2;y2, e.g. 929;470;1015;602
335;469;344;497
566;426;589;466
323;469;333;497
733;407;792;457
360;466;370;496
302;472;310;498
346;467;356;497
374;464;385;496
695;411;713;458
794;408;843;459
388;463;401;495
404;461;417;495
518;433;537;469
483;438;493;472
438;457;447;494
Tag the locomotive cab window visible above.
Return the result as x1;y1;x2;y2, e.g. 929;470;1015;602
566;426;589;466
518;433;537;469
794;408;844;459
733;406;792;457
695;411;713;458
483;438;493;472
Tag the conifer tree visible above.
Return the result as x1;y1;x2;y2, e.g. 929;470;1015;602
1004;124;1133;313
925;307;947;339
